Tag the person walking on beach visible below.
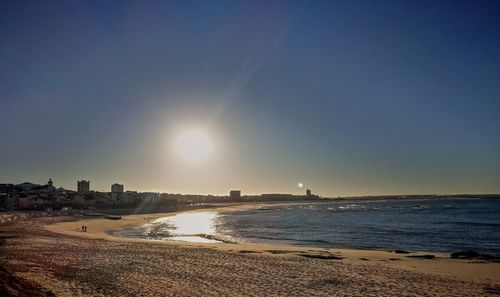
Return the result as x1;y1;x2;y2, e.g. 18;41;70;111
84;225;87;232
81;225;84;232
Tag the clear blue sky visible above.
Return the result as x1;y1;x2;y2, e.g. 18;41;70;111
1;1;499;196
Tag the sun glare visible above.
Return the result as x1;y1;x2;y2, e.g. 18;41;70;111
175;129;212;161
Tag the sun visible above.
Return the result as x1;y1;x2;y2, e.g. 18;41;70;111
175;129;212;161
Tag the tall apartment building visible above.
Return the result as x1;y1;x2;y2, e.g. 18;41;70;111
111;183;124;193
77;180;90;192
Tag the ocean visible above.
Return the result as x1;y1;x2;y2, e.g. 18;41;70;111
115;197;500;254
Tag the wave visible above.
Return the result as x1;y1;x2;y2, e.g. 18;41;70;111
245;234;334;245
449;222;500;227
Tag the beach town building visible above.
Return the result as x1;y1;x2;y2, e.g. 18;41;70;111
111;183;124;204
30;180;64;209
0;193;6;209
119;191;138;204
230;190;241;200
77;180;90;193
18;182;39;192
141;192;159;203
111;183;124;193
19;194;33;209
5;195;20;210
0;179;69;210
32;178;55;193
0;184;16;210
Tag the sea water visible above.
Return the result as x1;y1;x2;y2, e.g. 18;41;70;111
117;198;500;253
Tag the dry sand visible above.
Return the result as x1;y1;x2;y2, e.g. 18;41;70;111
1;203;500;296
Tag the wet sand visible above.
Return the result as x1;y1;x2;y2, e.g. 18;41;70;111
1;203;500;296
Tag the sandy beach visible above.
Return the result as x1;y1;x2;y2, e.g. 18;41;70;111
1;203;500;296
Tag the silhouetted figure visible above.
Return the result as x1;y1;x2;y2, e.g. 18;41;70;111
84;226;87;232
81;225;84;232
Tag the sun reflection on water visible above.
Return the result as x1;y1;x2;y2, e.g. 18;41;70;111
145;212;221;243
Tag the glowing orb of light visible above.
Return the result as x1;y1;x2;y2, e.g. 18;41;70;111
298;182;304;188
175;129;212;161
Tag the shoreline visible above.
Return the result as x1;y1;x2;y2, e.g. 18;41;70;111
42;202;500;283
43;202;266;242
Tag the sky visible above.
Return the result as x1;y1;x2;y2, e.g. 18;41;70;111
1;0;499;196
